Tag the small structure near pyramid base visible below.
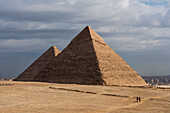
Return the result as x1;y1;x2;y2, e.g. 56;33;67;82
34;26;147;86
14;46;60;81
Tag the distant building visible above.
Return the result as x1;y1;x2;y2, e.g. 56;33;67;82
142;75;170;85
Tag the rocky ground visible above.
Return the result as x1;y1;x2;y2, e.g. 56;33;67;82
0;81;169;113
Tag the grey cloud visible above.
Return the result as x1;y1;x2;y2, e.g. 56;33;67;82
0;11;76;22
0;29;77;40
161;10;170;27
0;0;169;28
0;38;71;53
0;0;170;77
154;36;170;40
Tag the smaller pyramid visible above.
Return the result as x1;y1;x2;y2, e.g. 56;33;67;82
14;46;60;81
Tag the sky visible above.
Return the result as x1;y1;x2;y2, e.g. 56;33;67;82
0;0;170;77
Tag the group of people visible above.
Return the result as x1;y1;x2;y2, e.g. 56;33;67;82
136;96;141;102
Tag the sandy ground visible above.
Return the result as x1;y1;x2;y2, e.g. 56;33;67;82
0;81;169;113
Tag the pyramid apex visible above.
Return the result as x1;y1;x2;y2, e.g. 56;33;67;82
71;26;105;44
86;25;91;28
84;25;93;31
50;46;57;49
49;46;60;55
49;46;59;51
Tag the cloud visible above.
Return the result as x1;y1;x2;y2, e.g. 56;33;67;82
139;0;168;6
0;0;170;76
0;0;168;26
0;39;48;52
161;10;170;27
0;0;169;53
105;37;161;51
0;38;71;53
119;0;130;9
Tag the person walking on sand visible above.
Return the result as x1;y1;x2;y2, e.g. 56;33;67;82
139;96;141;102
136;96;139;102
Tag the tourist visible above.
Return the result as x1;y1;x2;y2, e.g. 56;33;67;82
139;96;141;102
136;96;139;102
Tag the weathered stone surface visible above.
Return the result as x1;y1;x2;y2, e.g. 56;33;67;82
34;26;147;86
14;46;60;81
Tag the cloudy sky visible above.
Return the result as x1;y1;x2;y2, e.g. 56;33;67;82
0;0;170;77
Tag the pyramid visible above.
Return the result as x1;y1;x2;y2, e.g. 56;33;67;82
34;26;147;86
14;46;60;81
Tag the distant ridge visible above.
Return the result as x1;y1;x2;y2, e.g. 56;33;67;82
14;46;60;81
34;26;147;86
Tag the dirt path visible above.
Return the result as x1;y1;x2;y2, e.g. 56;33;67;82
49;86;170;112
106;93;170;113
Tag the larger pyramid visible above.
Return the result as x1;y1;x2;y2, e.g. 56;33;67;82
15;46;60;81
34;26;146;86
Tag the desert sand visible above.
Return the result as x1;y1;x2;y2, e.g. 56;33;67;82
0;81;169;113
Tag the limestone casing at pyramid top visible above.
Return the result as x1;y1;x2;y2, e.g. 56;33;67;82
51;46;61;56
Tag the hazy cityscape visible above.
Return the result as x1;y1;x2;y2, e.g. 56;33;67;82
142;75;170;85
